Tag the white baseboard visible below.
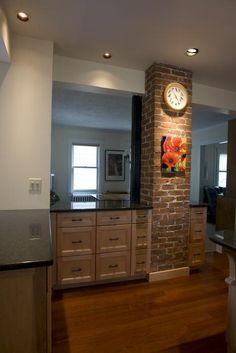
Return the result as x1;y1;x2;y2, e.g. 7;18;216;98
148;266;190;282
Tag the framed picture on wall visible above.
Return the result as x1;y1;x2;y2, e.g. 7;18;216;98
161;135;187;177
105;150;125;181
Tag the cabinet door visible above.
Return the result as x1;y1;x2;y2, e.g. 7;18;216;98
57;212;96;228
57;255;95;285
190;222;206;243
131;250;150;275
96;224;131;253
190;208;207;221
0;268;47;353
97;210;131;226
132;209;152;223
189;244;205;267
131;222;151;249
57;227;95;256
96;252;130;280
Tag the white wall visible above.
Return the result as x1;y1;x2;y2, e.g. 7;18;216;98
51;125;131;201
53;56;145;95
0;8;10;62
193;83;236;114
190;123;228;202
0;34;53;210
53;56;236;115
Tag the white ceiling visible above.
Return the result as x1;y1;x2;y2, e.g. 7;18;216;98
52;86;132;131
1;0;236;91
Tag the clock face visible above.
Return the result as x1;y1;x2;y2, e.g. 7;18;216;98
164;83;188;111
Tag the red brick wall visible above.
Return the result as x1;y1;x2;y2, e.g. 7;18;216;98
140;63;192;271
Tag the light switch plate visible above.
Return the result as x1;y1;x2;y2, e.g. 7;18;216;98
29;178;42;193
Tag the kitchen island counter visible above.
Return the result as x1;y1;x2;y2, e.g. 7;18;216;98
0;209;52;271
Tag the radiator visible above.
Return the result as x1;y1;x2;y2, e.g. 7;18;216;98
71;195;96;202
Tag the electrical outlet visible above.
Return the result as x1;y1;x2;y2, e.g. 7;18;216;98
29;178;42;193
29;223;42;239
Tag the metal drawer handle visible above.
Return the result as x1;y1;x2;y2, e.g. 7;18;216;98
72;268;81;272
72;240;82;244
137;235;146;239
194;253;201;256
108;264;118;268
195;212;203;215
138;215;147;218
109;237;119;241
195;230;202;233
110;216;120;220
72;218;83;222
137;261;145;265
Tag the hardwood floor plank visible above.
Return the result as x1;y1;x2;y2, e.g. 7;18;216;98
52;252;228;353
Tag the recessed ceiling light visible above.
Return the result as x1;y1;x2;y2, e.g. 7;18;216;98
186;48;199;56
17;12;29;22
103;52;112;59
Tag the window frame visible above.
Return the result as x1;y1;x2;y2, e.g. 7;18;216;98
217;151;227;188
71;143;99;194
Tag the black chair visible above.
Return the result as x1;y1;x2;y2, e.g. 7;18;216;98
203;186;225;223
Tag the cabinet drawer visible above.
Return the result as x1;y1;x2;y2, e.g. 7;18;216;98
131;250;150;275
57;212;96;228
132;209;152;223
96;224;131;253
97;210;131;226
190;208;207;221
189;244;204;267
57;255;95;285
57;227;95;256
190;222;205;243
131;223;151;249
96;252;130;280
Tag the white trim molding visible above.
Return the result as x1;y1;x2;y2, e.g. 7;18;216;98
148;266;190;282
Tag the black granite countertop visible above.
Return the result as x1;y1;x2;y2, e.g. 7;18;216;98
209;230;236;252
50;200;152;212
0;209;53;271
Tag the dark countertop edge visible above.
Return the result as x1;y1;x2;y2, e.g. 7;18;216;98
50;205;153;213
209;232;236;252
0;259;53;272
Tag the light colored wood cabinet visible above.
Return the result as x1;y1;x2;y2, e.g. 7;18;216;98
52;208;152;288
0;267;50;353
57;212;96;228
131;249;150;275
57;226;95;256
96;251;130;280
132;209;152;224
97;210;131;226
56;212;96;286
189;207;207;268
131;222;151;249
131;209;152;276
57;255;95;285
96;224;131;253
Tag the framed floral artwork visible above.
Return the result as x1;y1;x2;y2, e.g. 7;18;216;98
161;135;187;176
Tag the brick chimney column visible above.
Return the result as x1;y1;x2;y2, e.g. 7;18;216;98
140;63;192;272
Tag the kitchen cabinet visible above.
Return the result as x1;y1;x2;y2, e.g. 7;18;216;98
188;207;207;268
55;212;96;286
51;208;152;288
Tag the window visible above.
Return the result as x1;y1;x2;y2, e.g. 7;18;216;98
72;145;98;192
218;153;227;187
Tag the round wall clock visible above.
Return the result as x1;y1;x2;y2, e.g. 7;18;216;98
164;82;188;111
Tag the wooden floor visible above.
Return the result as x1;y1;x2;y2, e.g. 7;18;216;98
52;252;229;353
